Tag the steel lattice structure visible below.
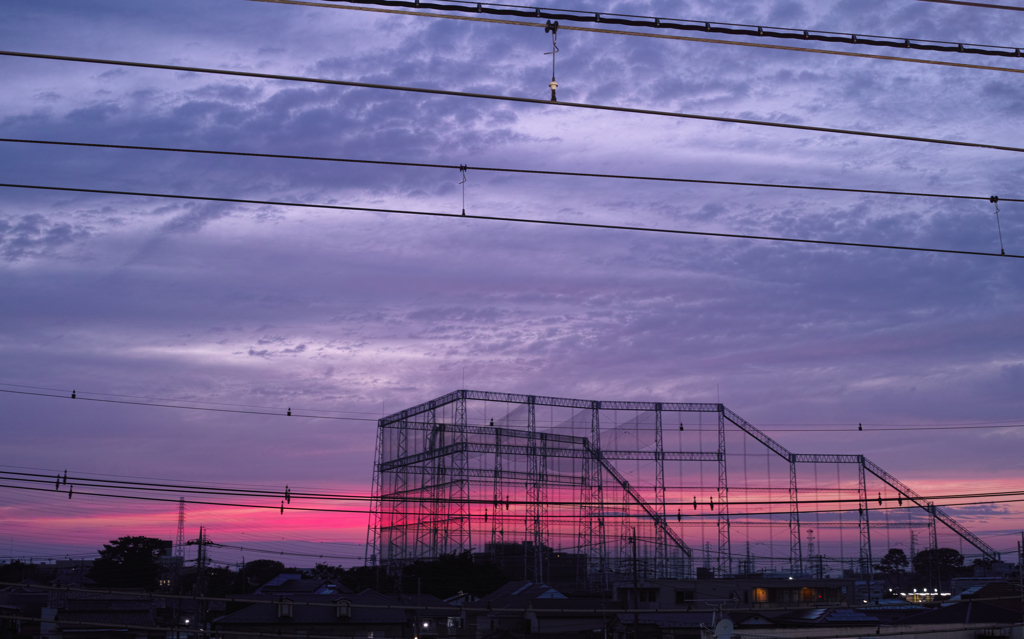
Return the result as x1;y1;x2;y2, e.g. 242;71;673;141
366;391;998;588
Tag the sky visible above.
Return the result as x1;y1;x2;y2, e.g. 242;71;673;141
0;0;1022;569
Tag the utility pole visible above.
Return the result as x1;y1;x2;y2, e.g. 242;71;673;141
187;526;209;634
630;527;639;639
1018;534;1023;634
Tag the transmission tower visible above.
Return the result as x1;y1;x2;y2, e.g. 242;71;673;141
175;497;186;558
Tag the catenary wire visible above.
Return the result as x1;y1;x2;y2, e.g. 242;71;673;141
6;384;1024;436
3;137;1020;203
0;388;377;422
916;0;1024;10
3;382;1023;432
0;381;382;416
293;0;1024;58
0;183;1019;259
246;0;1024;74
0;462;350;494
0;483;1011;563
0;462;1009;504
2;480;1023;520
3;479;1024;533
4;468;1024;510
207;542;361;560
3;50;1024;152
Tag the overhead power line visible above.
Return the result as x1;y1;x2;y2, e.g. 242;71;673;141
248;0;1024;75
0;380;381;416
3;382;1022;432
0;388;375;422
207;542;362;560
5;383;1024;430
3;479;1024;521
1;182;1019;259
3;137;1020;203
3;467;1024;510
4;50;1024;152
917;0;1024;10
300;0;1024;58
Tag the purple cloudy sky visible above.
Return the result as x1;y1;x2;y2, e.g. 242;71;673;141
1;0;1022;564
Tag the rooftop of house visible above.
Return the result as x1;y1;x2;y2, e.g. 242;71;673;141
54;609;155;629
613;611;716;629
213;590;443;627
254;574;352;596
954;581;1022;610
775;607;881;625
896;601;1023;626
478;581;566;607
389;594;454;612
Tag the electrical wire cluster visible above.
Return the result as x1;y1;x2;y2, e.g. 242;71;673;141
4;382;1024;431
0;0;1021;260
3;49;1022;152
314;0;1024;58
2;467;1024;516
251;0;1024;75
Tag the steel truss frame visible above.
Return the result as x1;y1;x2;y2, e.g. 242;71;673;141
366;391;998;586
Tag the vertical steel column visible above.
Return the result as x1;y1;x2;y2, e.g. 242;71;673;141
858;456;873;577
491;427;502;551
525;396;542;581
593;401;608;587
790;455;802;575
365;416;386;566
537;431;549;582
654;404;667;578
388;417;410;566
578;487;591;590
416;408;438;561
448;392;470;554
428;419;447;559
928;503;938;550
619;483;633;574
717;406;731;576
576;436;594;589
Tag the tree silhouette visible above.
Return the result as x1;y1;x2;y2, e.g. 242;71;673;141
402;551;508;599
87;536;168;589
912;548;964;586
875;548;909;588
